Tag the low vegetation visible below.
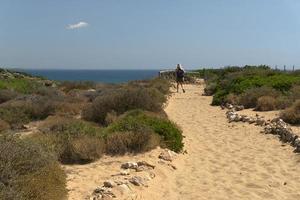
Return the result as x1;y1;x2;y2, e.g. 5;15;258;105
34;116;104;164
0;97;56;129
280;100;300;124
59;81;95;93
0;79;42;94
0;134;66;200
105;110;183;152
199;65;300;124
82;79;169;125
0;68;183;199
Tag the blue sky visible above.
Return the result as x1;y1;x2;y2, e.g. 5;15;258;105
0;0;300;69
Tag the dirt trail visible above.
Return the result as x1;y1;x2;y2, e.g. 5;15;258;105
66;84;300;199
139;84;300;200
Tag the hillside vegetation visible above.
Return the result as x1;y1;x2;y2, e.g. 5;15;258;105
0;68;183;200
198;65;300;124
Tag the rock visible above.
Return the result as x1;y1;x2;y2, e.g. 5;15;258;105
241;116;250;122
121;162;138;170
114;180;130;186
103;180;116;188
114;184;132;196
137;161;155;169
225;103;234;109
167;163;177;170
234;115;242;122
92;186;116;199
136;161;155;172
255;118;265;126
235;105;244;111
120;169;130;176
248;117;256;124
129;176;148;187
121;161;155;172
159;150;177;162
148;172;156;179
271;117;281;123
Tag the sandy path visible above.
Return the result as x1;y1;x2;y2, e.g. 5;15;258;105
66;84;300;199
140;84;300;200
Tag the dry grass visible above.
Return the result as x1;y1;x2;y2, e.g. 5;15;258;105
0;89;18;103
281;100;300;124
0;119;10;133
255;96;277;111
37;116;104;164
82;86;165;124
0;134;67;200
238;86;280;108
105;131;160;155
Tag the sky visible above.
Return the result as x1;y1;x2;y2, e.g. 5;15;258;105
0;0;300;70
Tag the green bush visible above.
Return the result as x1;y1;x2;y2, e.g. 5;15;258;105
38;116;104;164
82;86;165;124
204;66;300;106
0;79;41;94
105;110;183;152
0;134;67;200
280;100;300;124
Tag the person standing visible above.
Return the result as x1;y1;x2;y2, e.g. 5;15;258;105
175;64;185;93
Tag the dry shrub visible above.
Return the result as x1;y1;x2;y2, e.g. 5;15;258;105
0;134;67;200
275;96;293;110
0;105;31;129
82;87;164;124
204;82;217;96
60;81;95;93
0;119;10;133
105;110;183;152
59;135;104;164
38;116;104;164
105;131;160;155
54;102;84;116
35;87;64;99
0;90;18;104
289;85;300;102
280;100;300;124
238;86;280;108
105;111;118;125
0;96;58;129
255;96;277;111
128;78;171;95
225;93;239;105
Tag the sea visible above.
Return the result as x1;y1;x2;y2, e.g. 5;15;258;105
19;69;160;83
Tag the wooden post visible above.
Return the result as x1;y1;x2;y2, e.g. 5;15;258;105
284;65;286;72
293;65;295;72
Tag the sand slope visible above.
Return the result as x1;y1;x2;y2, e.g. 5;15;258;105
140;84;300;200
66;84;300;199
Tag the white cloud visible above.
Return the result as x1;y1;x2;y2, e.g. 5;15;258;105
66;21;89;30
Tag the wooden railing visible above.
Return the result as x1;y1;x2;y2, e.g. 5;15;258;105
158;70;175;79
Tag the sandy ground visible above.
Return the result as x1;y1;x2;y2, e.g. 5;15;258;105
66;84;300;200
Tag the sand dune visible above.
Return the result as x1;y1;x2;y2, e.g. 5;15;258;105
66;84;300;199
